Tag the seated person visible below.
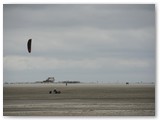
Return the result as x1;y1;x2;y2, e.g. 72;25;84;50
53;89;61;94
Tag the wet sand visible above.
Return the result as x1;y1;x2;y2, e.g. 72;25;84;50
3;83;155;116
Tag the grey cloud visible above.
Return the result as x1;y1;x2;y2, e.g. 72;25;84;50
4;4;155;31
3;4;155;83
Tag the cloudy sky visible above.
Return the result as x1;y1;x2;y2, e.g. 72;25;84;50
3;4;155;83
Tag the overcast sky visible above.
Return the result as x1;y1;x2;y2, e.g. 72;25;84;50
3;4;155;83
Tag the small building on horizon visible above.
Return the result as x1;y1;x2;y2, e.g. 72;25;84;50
43;77;55;83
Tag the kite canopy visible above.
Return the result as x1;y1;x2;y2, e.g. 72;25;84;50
27;39;32;53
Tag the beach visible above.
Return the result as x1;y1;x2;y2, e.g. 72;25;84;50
3;83;155;116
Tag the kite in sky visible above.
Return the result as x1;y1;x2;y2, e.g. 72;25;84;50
27;39;32;53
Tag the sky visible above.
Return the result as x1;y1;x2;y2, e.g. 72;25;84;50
3;4;156;83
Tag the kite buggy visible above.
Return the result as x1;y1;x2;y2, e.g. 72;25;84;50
49;89;61;94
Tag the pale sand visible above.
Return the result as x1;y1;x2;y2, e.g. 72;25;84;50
3;83;155;116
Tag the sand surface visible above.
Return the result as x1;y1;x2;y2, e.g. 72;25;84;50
3;83;155;116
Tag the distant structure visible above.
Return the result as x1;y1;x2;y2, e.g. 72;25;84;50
43;77;55;83
126;82;129;85
61;81;80;84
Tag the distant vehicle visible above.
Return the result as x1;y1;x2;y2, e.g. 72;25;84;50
49;89;61;94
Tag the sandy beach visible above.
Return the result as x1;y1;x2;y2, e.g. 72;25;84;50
3;83;155;116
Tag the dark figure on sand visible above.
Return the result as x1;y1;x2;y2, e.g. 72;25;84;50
49;89;61;94
53;89;61;94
